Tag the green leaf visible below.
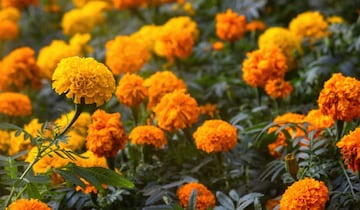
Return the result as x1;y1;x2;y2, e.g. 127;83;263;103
26;182;41;199
188;189;197;210
54;168;86;188
71;166;104;192
84;167;134;189
216;191;235;210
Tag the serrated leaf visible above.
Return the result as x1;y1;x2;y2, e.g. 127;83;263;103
71;166;104;192
216;191;235;210
26;182;41;199
84;167;134;189
296;152;310;159
54;168;86;188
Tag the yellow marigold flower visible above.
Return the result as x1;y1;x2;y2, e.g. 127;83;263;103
279;177;329;210
163;16;199;40
131;25;162;52
242;46;288;88
337;127;360;172
199;103;218;118
69;33;93;56
304;109;334;131
115;73;148;107
73;0;112;7
264;79;293;99
74;150;108;168
1;0;39;9
153;89;199;132
327;15;345;24
0;47;41;91
52;56;115;106
215;8;246;42
112;0;146;10
129;125;167;149
193;119;237;153
176;182;216;210
317;73;360;121
86;109;128;157
105;35;150;75
289;11;329;43
0;19;18;40
212;41;224;51
7;198;51;210
0;92;32;117
258;27;302;70
0;7;21;22
143;71;187;109
0;129;10;155
246;20;266;32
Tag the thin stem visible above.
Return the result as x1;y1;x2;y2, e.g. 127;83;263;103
339;160;355;197
57;103;83;138
335;120;344;142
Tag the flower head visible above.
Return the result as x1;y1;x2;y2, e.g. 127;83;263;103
0;92;32;117
304;109;334;131
177;182;216;210
52;56;115;106
215;8;246;41
0;20;18;40
317;73;360;121
7;198;51;210
153;89;199;132
246;20;266;32
74;150;108;168
279;177;329;210
337;127;360;172
212;41;224;51
115;73;148;107
264;79;293;99
129;125;167;149
131;25;162;52
193;119;237;153
86;109;128;157
112;0;146;10
327;16;345;24
199;103;218;118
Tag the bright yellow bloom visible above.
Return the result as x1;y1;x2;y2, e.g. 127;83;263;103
74;150;108;168
337;127;360;172
7;198;51;210
72;0;112;7
153;89;199;132
246;20;266;32
280;178;329;210
69;33;93;56
317;73;360;121
0;92;32;117
129;125;167;149
52;56;115;106
193;119;237;153
162;16;199;40
105;35;150;75
86;109;128;157
177;182;216;210
264;79;293;99
131;25;162;52
1;0;39;9
0;7;21;22
327;15;345;24
215;8;246;41
115;73;148;107
0;129;10;155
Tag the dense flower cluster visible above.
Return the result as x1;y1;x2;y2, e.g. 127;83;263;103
317;73;360;121
0;92;32;117
7;198;51;210
52;56;115;106
279;178;329;210
193;119;237;153
115;73;148;107
129;125;167;149
0;7;20;40
176;182;216;210
337;127;360;172
264;79;293;99
215;8;246;41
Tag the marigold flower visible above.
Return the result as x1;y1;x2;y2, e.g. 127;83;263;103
129;125;167;149
176;182;216;210
131;25;162;52
246;20;266;32
112;0;146;10
215;8;246;42
7;198;51;210
0;92;32;117
199;103;218;118
279;177;329;210
289;11;329;43
317;73;360;121
327;16;345;24
52;56;115;106
105;35;150;75
193;119;237;153
163;16;199;40
143;71;187;109
0;7;20;22
73;0;112;7
264;79;293;99
304;109;334;131
74;150;108;168
153;89;199;132
1;0;39;9
212;41;224;51
86;109;128;157
0;129;10;155
242;46;288;88
75;178;108;194
0;47;41;91
115;73;148;107
0;20;18;40
337;127;360;172
69;33;93;56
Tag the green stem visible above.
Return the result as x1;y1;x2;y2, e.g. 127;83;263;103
335;120;344;142
339;160;355;197
131;105;140;125
57;103;83;138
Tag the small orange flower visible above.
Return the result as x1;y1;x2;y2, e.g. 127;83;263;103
246;20;266;32
86;109;128;157
337;127;360;172
0;20;18;40
212;41;224;51
112;0;146;10
129;125;167;149
0;92;32;117
75;178;108;194
7;198;51;210
279;178;329;210
264;79;293;99
115;73;148;107
177;182;216;210
199;103;218;118
215;8;246;41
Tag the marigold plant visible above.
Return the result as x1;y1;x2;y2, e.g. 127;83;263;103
337;127;360;172
129;125;167;149
7;198;51;210
176;182;216;210
0;92;32;117
264;79;293;99
215;8;246;42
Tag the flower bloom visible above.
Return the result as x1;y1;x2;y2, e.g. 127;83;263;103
105;35;150;75
246;20;266;32
75;178;107;194
131;25;162;52
212;41;224;51
0;92;32;117
215;8;246;41
242;46;288;88
193;119;237;153
153;89;199;132
74;150;108;168
327;16;345;24
1;0;39;9
317;73;360;121
72;0;113;7
115;73;148;107
199;103;218;118
7;198;51;210
289;11;328;43
177;182;216;210
112;0;146;10
0;20;18;40
337;127;360;172
86;109;128;157
264;79;293;99
52;56;115;106
279;177;329;210
304;109;334;131
129;125;167;149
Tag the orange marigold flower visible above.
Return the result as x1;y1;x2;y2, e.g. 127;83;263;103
86;109;128;157
112;0;146;10
131;25;162;52
193;119;237;153
279;177;329;210
105;35;150;75
0;7;21;22
199;103;218;118
176;182;216;210
7;198;51;210
215;8;246;42
264;79;293;99
246;20;266;32
327;16;345;24
1;0;39;9
129;125;167;149
304;109;334;131
0;92;32;117
153;89;199;132
317;73;360;121
163;16;199;40
289;11;329;43
0;47;41;91
75;178;107;194
0;20;18;40
212;41;224;51
242;46;288;88
52;56;115;106
337;127;360;172
116;73;148;107
143;71;187;109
